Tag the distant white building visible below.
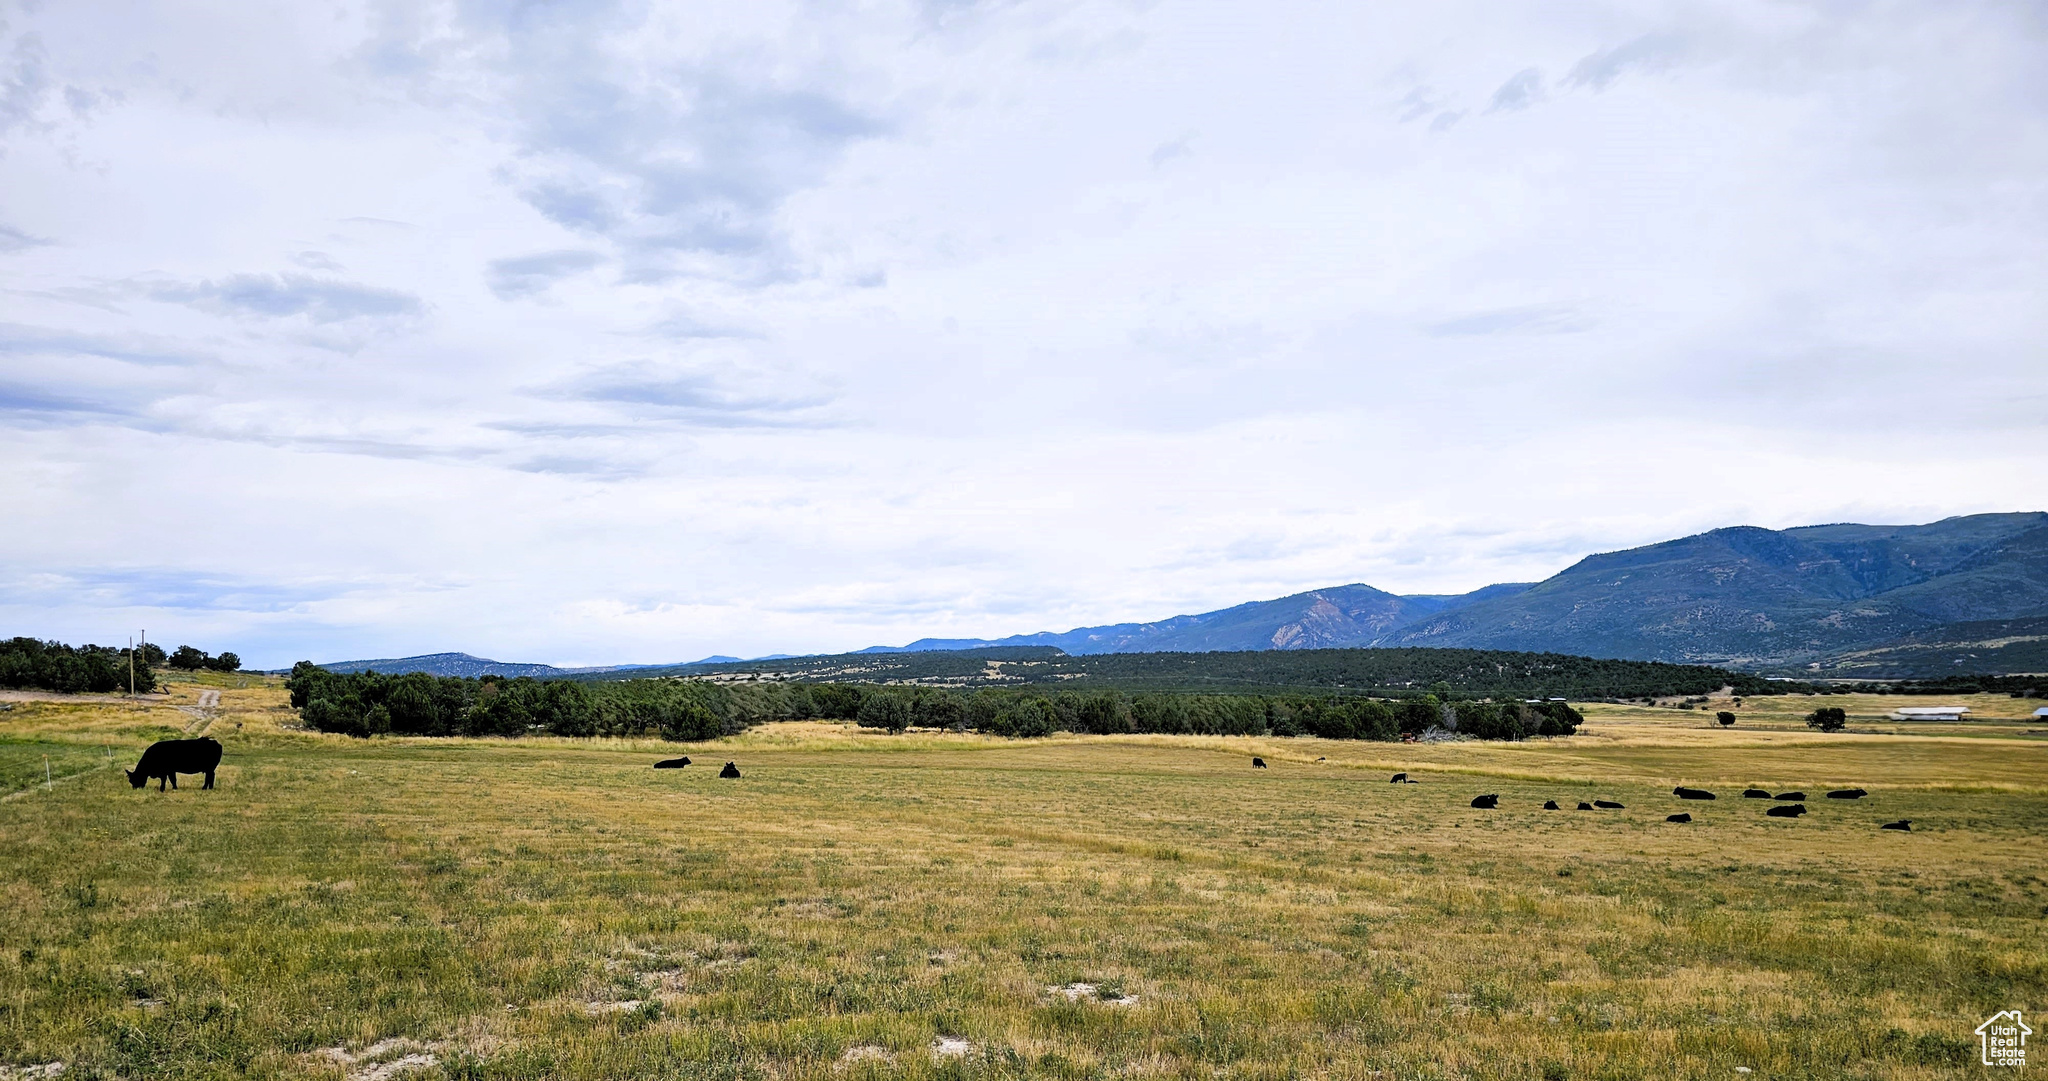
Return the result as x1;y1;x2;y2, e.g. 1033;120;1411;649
1890;705;1971;721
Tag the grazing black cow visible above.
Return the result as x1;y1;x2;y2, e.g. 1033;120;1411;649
1316;756;1326;762
653;757;691;769
1666;813;1692;823
1825;788;1867;800
1543;800;1559;810
1773;791;1806;801
127;738;221;792
1673;787;1716;800
1389;772;1407;783
1742;789;1771;799
1880;819;1911;831
1766;804;1806;818
1593;799;1624;809
719;761;741;778
1576;801;1593;810
1252;757;1267;769
1470;794;1499;809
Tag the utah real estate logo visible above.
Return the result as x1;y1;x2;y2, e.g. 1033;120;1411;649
1977;1010;2030;1067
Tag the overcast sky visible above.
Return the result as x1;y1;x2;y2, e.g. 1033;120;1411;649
3;0;2044;668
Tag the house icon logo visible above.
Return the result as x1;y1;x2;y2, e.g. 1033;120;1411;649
1976;1010;2030;1067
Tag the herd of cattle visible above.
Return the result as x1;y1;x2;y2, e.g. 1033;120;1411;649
1455;779;1912;831
121;740;1909;833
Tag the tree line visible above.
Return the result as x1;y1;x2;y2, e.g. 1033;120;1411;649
287;664;1581;742
168;645;241;672
838;685;1580;740
0;637;161;694
286;663;760;740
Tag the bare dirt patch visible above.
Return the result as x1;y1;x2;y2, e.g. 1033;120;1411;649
313;1038;444;1081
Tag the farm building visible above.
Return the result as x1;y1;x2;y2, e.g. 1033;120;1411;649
1889;705;1971;721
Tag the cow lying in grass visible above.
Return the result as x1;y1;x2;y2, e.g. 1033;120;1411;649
127;738;222;792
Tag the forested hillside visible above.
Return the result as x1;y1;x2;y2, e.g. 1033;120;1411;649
575;645;1793;698
864;582;1533;655
1381;513;2048;670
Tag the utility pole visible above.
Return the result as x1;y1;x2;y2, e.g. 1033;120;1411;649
129;634;136;698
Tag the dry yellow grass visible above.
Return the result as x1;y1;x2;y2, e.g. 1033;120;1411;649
2;678;2043;1079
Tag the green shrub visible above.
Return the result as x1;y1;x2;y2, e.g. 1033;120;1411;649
1806;706;1847;732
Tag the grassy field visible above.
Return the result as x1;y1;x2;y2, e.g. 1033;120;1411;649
1;677;2043;1080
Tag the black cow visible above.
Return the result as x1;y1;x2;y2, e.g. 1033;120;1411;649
1666;813;1692;823
1673;787;1716;800
719;761;741;778
1543;800;1559;810
1470;794;1498;809
1389;772;1407;783
1742;789;1771;799
1825;788;1867;800
127;738;221;792
1773;791;1806;801
1252;758;1267;769
1880;819;1911;831
1766;804;1806;818
1593;799;1624;809
653;757;691;769
1576;802;1594;810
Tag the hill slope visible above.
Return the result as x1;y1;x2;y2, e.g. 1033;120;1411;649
564;644;1789;698
866;582;1533;656
1378;513;2048;670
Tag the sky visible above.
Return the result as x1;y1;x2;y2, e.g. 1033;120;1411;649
2;0;2044;669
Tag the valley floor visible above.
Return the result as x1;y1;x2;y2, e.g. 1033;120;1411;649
1;676;2043;1079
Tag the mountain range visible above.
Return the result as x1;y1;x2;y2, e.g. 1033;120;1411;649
313;512;2048;679
858;581;1537;656
857;512;2048;675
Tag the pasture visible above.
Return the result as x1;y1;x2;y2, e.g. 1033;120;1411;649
1;676;2044;1080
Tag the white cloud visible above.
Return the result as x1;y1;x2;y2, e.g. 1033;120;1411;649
0;0;2043;667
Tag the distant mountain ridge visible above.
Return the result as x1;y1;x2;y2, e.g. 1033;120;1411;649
309;652;663;678
845;513;2048;674
861;582;1535;656
306;513;2048;679
1379;512;2048;673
